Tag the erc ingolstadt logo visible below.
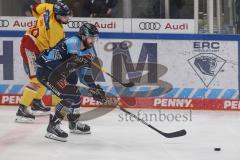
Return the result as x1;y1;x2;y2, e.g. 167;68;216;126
188;53;226;87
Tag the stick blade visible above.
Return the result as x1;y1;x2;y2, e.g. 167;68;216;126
161;129;187;138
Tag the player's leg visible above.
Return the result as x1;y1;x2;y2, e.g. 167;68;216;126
45;95;90;141
45;100;69;142
15;40;50;122
46;96;91;139
67;102;91;134
44;72;90;141
36;66;69;141
30;78;51;114
16;79;46;122
23;47;50;113
15;65;37;123
16;37;48;122
66;72;91;134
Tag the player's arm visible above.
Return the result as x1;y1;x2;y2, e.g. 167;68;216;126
79;66;96;88
68;54;106;103
32;3;53;18
78;56;106;103
79;66;106;103
65;37;94;88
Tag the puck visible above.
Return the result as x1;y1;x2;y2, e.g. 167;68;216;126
214;148;221;151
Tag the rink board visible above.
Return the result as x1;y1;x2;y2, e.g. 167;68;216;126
0;16;239;110
0;95;240;111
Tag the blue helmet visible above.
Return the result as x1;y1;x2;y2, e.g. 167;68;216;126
53;1;71;16
79;23;99;38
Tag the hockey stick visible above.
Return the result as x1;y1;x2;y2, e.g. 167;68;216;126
90;61;186;137
119;107;187;138
91;61;135;88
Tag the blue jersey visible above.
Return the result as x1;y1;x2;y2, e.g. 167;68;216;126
36;36;96;87
38;36;95;67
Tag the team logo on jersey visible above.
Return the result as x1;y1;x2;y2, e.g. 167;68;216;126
188;53;226;87
86;53;93;60
43;10;50;30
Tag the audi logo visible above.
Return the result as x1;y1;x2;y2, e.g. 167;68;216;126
0;20;9;27
139;22;161;30
104;41;132;51
67;20;88;28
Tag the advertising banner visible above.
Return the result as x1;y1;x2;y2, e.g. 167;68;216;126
0;37;239;109
0;16;194;33
131;19;195;33
1;38;237;88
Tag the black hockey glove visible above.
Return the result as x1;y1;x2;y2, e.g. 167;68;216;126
88;84;106;103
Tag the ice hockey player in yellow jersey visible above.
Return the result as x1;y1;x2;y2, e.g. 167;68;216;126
27;2;70;51
15;1;71;123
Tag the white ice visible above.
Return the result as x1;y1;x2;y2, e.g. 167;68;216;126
0;106;240;160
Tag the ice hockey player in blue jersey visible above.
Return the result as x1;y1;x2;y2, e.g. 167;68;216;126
36;23;106;142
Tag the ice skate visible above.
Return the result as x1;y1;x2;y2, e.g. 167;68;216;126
31;99;51;116
45;114;68;142
69;121;91;134
15;104;35;123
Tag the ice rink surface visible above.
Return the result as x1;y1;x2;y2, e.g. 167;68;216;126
0;106;240;160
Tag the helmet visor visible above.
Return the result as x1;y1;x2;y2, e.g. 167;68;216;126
82;35;99;42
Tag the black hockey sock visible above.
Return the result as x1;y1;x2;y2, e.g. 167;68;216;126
52;110;64;122
67;113;80;122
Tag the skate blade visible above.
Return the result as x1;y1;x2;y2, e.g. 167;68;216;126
45;132;67;142
70;130;91;134
32;110;51;116
15;116;35;123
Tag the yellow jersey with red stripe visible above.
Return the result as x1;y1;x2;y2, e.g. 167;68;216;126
25;3;65;52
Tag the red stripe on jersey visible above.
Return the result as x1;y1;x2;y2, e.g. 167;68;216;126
31;3;40;15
